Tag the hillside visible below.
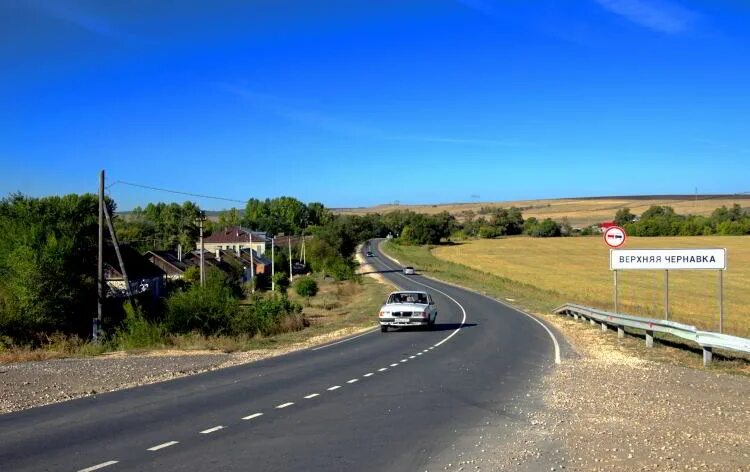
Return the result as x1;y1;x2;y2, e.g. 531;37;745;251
335;194;750;227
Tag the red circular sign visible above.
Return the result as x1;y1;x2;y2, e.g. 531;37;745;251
603;226;627;248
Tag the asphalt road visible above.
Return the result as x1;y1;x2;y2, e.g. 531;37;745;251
0;240;560;472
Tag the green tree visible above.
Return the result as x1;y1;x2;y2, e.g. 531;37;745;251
218;208;241;228
614;208;636;226
0;193;102;341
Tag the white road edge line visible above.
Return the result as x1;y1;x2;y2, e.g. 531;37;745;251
147;441;179;452
347;378;358;383
77;461;119;472
200;426;224;434
383;244;561;365
242;413;263;420
363;372;374;377
310;327;379;351
276;402;294;409
304;393;320;399
327;385;341;391
384;256;468;348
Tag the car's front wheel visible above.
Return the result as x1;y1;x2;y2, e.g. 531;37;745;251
381;325;388;333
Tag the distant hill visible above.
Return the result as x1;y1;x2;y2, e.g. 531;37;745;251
334;194;750;228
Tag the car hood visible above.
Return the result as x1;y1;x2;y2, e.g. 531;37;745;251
381;303;428;312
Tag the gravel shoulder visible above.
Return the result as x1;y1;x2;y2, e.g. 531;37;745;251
0;326;372;414
429;309;750;472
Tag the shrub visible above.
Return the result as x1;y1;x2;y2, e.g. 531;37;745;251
272;272;289;293
165;281;238;336
113;303;166;349
231;294;303;336
294;277;319;298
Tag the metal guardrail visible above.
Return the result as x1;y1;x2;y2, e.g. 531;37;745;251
553;303;750;366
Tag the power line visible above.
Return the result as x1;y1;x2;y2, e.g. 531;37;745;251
107;180;247;204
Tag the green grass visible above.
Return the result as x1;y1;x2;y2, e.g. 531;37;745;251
381;241;568;315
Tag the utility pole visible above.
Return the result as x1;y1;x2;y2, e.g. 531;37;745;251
301;236;306;266
196;213;206;287
271;237;275;291
249;232;255;293
96;170;104;340
288;237;293;282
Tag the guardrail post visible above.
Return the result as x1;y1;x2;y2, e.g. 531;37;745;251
601;322;608;332
617;326;625;339
590;318;597;326
646;330;654;348
702;347;713;366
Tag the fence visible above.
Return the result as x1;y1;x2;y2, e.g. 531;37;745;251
553;303;750;366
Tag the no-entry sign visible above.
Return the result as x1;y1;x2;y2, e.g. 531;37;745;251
603;226;627;248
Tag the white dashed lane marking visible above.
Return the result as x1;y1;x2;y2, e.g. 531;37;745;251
390;363;398;367
327;385;341;391
276;402;294;409
304;393;320;399
400;359;408;363
409;355;416;359
200;426;224;434
417;352;423;356
363;372;374;377
77;461;119;472
242;413;263;420
378;367;388;372
147;441;179;452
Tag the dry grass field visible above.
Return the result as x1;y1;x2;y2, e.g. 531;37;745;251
432;236;750;337
338;195;750;227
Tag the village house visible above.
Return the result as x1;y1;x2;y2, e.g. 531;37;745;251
199;226;268;256
105;245;166;298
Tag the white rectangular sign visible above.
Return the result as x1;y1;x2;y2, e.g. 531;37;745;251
610;248;726;271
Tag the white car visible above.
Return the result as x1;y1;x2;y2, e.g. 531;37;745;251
403;266;416;275
378;291;437;332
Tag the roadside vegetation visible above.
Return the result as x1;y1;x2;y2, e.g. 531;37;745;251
1;190;748;361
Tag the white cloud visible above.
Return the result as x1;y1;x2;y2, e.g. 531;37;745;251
594;0;698;34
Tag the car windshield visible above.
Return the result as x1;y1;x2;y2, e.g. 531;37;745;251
387;293;428;304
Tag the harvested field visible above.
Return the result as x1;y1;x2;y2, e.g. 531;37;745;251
337;195;750;227
432;236;750;337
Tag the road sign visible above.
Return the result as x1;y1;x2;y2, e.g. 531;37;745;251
610;248;726;271
603;226;627;248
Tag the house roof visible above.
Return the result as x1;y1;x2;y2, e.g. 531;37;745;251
146;250;189;274
240;248;272;266
204;226;268;244
105;245;166;280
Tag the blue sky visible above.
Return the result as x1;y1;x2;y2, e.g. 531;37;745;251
1;0;748;210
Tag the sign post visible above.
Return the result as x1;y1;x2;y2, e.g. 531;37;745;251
603;226;627;312
664;270;669;320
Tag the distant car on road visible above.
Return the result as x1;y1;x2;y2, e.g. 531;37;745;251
378;291;437;332
403;266;415;275
366;251;374;257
